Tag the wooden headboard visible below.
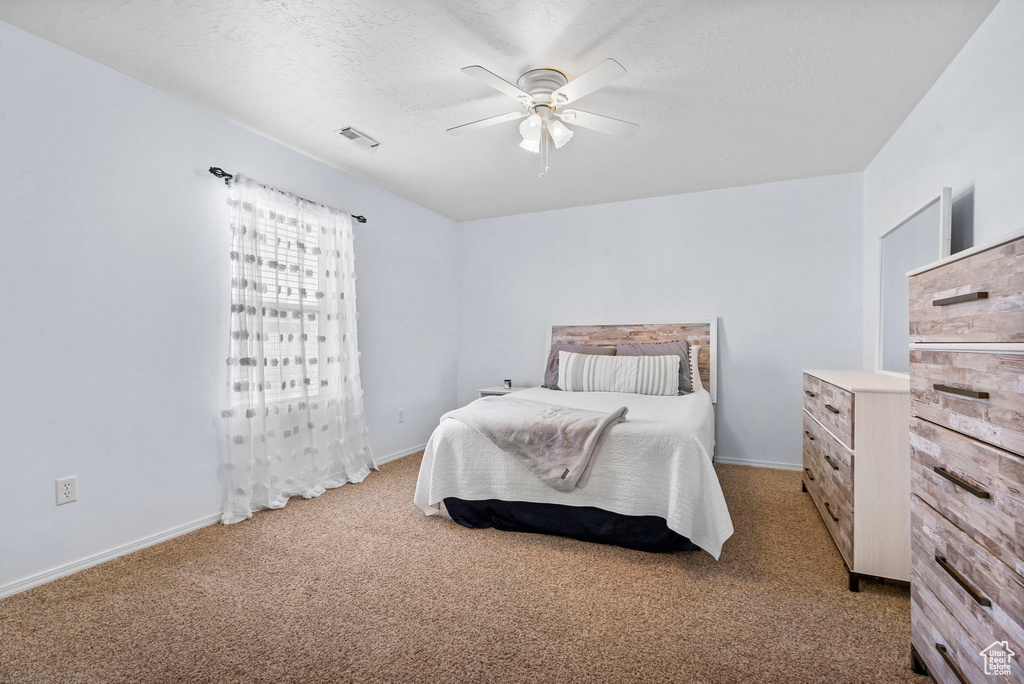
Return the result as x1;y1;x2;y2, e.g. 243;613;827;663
546;318;718;402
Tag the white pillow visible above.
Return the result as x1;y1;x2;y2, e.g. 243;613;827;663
557;351;680;396
690;345;704;392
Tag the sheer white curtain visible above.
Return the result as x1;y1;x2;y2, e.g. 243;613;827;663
221;175;374;524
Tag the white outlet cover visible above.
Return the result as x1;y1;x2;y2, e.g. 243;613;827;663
55;476;77;505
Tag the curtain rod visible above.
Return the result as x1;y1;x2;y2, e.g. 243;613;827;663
208;167;367;224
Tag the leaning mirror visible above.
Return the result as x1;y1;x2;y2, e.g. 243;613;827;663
878;188;951;375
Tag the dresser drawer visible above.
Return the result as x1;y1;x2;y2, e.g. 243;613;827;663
813;472;854;567
803;373;823;415
804;375;855;449
910;349;1024;458
912;579;994;684
802;415;826;504
913;497;1024;668
802;458;823;513
909;237;1024;343
803;412;854;497
802;416;822;490
911;417;1024;578
804;426;853;566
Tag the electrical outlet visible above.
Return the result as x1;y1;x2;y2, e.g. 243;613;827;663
397;409;405;423
55;476;77;505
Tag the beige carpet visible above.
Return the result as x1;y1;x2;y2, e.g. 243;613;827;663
0;454;924;684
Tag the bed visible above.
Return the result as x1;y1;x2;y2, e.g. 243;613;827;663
413;320;734;558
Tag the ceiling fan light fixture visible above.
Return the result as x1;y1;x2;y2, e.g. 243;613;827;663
519;136;540;153
519;113;543;153
519;113;542;137
548;120;573;149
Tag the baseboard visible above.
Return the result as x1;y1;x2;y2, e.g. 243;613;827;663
0;511;222;600
714;457;802;471
2;446;428;599
373;442;427;468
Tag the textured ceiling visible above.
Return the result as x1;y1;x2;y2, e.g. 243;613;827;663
1;0;997;221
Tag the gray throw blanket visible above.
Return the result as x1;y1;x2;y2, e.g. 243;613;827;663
442;396;628;492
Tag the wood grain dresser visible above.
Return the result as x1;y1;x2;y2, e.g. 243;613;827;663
907;229;1024;683
802;369;910;591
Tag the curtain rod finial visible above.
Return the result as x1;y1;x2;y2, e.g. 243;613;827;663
209;167;233;185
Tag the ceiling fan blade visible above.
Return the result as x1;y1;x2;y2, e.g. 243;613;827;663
446;111;527;136
460;66;534;105
557;109;639;139
551;58;627;105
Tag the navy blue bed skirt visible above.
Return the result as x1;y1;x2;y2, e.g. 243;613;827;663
442;497;698;553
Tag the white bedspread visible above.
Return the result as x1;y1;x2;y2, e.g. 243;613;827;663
414;387;734;559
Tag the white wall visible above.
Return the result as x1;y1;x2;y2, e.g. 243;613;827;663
10;0;1016;593
457;173;864;469
0;21;458;590
862;0;1024;369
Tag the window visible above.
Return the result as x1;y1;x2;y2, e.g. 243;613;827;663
229;194;327;404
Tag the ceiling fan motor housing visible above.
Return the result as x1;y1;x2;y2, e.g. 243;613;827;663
516;68;568;108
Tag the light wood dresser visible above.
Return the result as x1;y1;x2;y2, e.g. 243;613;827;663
907;230;1024;683
802;369;911;591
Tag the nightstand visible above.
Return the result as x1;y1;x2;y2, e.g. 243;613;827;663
478;386;528;398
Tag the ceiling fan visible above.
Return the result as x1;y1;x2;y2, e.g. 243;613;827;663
446;58;640;177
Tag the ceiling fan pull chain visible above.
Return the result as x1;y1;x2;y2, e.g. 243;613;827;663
539;126;550;178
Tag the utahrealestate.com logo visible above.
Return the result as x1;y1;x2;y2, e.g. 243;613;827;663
980;641;1015;677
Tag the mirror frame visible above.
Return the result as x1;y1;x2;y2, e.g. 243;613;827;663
875;187;952;378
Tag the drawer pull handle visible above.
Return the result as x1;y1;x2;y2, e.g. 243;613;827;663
933;383;990;400
932;291;988;307
933;466;991;499
824;403;840;414
824;502;839;522
934;555;991;607
804;390;816;398
822;453;839;471
934;644;969;684
803;468;815;481
804;430;816;441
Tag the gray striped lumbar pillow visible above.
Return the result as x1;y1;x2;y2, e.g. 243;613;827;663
557;350;680;396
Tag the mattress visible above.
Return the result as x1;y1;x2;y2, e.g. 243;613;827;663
414;387;734;558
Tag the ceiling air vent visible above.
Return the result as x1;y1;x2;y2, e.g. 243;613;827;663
336;127;379;153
